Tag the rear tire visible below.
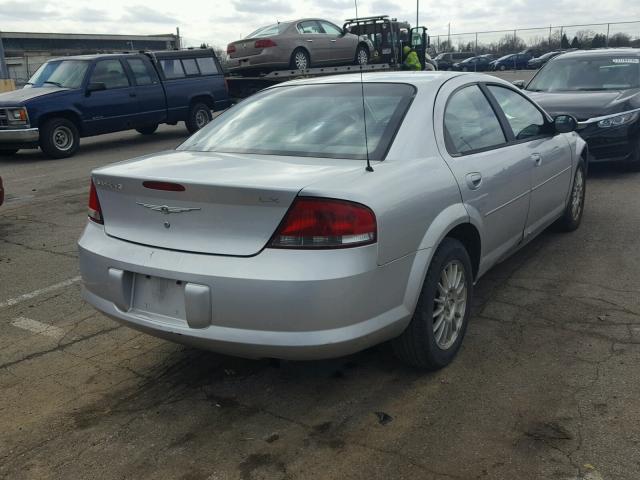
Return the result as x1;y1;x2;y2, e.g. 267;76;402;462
39;117;79;159
556;162;586;232
392;238;473;370
136;124;158;135
290;48;310;70
0;149;19;156
185;102;212;134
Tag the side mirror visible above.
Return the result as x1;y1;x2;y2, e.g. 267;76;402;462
512;80;525;89
554;114;578;133
86;82;106;95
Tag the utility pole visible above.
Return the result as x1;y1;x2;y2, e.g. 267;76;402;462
448;23;451;50
176;27;181;50
416;0;419;28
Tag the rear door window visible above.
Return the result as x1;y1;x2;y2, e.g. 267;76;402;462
126;58;157;86
444;85;506;154
196;57;219;75
90;60;130;89
319;21;343;36
159;59;185;79
298;21;323;34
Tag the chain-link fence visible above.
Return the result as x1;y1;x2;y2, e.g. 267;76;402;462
431;21;640;56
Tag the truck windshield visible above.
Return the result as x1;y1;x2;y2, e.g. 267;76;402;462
527;56;640;91
26;60;89;89
180;83;415;161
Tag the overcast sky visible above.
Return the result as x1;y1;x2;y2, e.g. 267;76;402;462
0;0;638;48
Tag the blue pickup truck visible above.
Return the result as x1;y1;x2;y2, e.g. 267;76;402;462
0;49;230;158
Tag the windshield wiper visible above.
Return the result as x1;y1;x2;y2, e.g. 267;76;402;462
43;80;63;87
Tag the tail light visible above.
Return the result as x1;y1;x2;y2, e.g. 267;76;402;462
227;44;236;54
88;179;103;224
269;197;376;249
254;39;277;49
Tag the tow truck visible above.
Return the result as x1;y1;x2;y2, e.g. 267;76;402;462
226;15;433;100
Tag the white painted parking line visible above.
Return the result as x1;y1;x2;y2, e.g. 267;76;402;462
0;276;81;310
11;317;65;340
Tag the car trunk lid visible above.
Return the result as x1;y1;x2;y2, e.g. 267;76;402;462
228;39;264;59
93;150;363;256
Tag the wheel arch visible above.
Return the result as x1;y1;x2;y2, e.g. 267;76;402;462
188;94;215;110
37;110;84;136
290;46;311;67
403;204;482;316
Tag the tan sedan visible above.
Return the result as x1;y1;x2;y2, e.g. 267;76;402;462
226;18;373;73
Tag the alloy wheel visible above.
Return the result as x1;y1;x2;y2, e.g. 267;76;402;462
571;168;585;220
433;260;467;350
357;49;368;65
295;52;308;69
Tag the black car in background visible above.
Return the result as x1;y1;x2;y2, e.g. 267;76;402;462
525;49;640;170
434;51;474;70
452;55;493;71
490;53;532;70
527;51;563;69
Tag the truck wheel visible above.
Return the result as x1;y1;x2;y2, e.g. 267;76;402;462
0;149;19;156
39;118;79;159
186;103;212;134
290;49;310;70
392;238;473;370
355;46;369;66
136;124;158;135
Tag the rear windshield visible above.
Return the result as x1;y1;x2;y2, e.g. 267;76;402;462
180;83;415;160
527;56;640;91
246;23;290;38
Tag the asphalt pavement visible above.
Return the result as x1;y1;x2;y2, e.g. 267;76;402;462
1;93;639;479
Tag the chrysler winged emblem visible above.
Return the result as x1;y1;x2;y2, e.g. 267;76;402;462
136;202;201;214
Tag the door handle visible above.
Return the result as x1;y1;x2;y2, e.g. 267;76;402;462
331;39;337;43
531;153;542;166
465;172;482;190
306;39;313;42
129;92;137;98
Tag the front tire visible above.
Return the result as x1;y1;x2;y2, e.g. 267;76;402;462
392;238;473;370
624;137;640;172
556;162;586;231
185;103;212;134
39;117;79;159
355;45;369;66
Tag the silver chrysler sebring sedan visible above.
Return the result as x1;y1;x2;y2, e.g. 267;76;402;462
79;72;587;369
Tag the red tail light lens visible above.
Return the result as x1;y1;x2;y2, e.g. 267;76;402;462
254;39;277;49
269;197;376;249
227;44;236;54
88;180;103;224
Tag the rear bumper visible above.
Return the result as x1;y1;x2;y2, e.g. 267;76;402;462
0;127;39;147
228;50;290;71
78;222;422;360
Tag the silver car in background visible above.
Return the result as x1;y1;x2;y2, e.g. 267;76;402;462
226;19;373;72
79;72;587;369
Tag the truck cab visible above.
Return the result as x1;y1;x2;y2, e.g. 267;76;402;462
0;49;230;158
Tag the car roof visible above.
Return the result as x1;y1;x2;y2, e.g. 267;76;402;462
557;48;640;59
277;71;513;89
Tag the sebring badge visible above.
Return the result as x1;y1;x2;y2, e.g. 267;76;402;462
136;203;201;214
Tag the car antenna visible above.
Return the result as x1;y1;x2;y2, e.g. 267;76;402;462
354;0;373;172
